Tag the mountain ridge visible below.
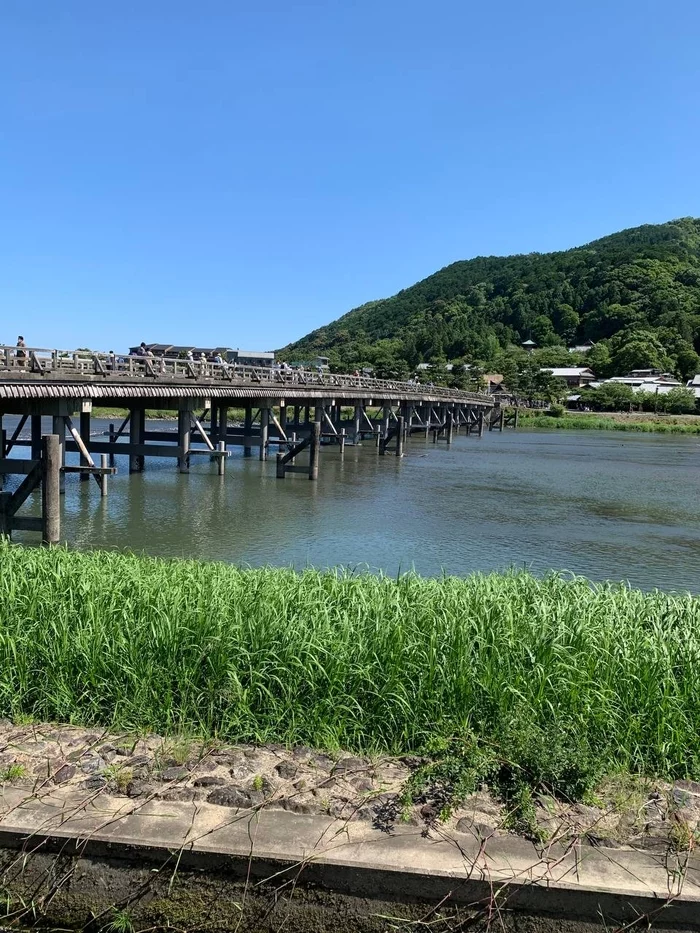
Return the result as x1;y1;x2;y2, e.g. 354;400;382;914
280;218;700;382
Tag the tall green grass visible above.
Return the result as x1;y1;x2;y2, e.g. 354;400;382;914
0;542;699;782
519;412;700;434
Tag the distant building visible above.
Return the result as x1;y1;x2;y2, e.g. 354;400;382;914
541;367;596;387
607;373;681;389
483;374;505;394
687;374;700;388
522;339;537;352
236;350;275;367
569;340;595;354
128;344;275;366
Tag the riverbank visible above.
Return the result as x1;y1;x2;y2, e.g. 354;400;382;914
517;409;700;433
2;542;699;818
92;406;178;420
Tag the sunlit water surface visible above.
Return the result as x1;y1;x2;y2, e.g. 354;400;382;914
5;419;700;592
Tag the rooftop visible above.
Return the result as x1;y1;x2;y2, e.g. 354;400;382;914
542;367;595;377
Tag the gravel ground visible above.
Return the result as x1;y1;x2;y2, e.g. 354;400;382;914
1;721;698;852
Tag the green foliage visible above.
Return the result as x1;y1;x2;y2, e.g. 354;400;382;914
103;910;134;933
2;543;700;790
635;387;697;414
400;722;601;838
585;383;635;411
663;387;698;414
280;218;700;382
0;763;26;782
519;412;700;433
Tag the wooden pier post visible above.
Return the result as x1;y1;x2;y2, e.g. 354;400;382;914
129;407;145;473
353;404;362;444
309;421;321;480
79;408;91;481
31;415;42;461
217;440;226;476
42;434;60;545
100;454;109;497
396;416;405;457
108;423;116;468
178;409;191;473
52;415;66;494
259;408;269;461
381;404;391;442
339;428;346;456
446;411;454;445
243;405;253;457
478;409;485;437
276;452;285;478
218;406;229;448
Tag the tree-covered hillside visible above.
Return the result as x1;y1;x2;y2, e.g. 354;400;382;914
280;218;700;383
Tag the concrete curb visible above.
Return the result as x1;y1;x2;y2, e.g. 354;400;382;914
1;786;699;930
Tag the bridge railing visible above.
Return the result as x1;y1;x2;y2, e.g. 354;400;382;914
0;346;490;402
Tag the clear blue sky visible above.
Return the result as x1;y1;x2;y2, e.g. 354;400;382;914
2;0;699;353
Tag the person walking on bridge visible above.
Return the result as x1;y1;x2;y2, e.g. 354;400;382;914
15;336;26;367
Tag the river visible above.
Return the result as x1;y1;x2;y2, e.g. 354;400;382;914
3;419;700;592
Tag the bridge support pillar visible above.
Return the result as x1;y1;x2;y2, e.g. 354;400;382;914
79;408;91;481
309;421;321;480
243;405;253;457
259;408;269;461
396;416;405;457
52;415;66;494
31;415;42;461
381;404;391;442
353;403;363;444
42;434;61;545
446;410;454;444
405;404;414;437
219;406;229;447
129;408;145;473
178;410;190;473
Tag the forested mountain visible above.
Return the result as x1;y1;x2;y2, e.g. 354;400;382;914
280;218;700;383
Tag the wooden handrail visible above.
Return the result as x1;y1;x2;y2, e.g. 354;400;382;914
0;345;491;402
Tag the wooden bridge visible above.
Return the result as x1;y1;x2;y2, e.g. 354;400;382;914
0;345;507;543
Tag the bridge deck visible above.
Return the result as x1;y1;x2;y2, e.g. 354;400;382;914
0;346;492;408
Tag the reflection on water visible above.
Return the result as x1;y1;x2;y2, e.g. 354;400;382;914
5;419;700;592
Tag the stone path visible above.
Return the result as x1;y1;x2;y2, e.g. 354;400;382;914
1;720;699;853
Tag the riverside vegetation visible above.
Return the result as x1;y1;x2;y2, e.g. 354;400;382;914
517;409;700;434
1;542;700;830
